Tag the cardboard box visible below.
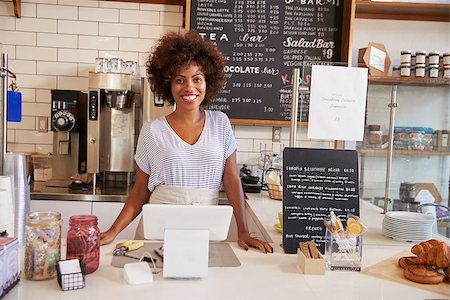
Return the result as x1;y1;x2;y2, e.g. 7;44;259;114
358;42;391;76
297;249;325;275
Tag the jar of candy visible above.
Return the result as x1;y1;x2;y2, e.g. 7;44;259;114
66;215;100;274
24;211;61;280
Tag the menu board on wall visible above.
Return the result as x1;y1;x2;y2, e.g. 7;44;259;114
187;0;352;124
282;148;359;254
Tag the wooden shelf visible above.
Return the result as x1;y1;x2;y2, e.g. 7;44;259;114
368;75;450;86
106;0;184;5
355;1;450;22
358;147;450;156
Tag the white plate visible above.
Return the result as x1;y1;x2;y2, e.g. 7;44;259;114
385;211;435;221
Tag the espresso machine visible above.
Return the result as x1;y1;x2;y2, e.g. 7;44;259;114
87;72;135;189
50;90;87;180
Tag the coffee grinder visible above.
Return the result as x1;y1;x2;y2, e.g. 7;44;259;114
50;90;87;181
87;72;135;189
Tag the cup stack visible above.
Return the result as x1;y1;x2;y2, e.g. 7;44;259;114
4;152;31;246
0;176;15;237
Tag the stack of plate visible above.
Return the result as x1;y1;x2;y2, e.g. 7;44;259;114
382;211;435;242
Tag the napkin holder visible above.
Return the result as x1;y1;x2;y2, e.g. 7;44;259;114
297;249;325;275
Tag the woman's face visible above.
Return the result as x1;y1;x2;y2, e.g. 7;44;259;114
171;63;206;111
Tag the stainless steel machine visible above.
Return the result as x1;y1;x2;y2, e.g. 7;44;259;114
87;72;135;189
50;90;87;180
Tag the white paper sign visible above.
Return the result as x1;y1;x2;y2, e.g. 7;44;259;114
307;65;368;141
369;46;386;72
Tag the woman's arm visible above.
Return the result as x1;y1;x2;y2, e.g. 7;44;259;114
222;151;273;253
100;167;151;245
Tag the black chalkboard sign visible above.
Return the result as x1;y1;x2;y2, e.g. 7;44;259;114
282;147;359;254
187;0;353;124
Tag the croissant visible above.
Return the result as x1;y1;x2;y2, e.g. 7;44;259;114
411;239;443;255
415;243;450;268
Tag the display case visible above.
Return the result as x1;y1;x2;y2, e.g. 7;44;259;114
358;76;450;235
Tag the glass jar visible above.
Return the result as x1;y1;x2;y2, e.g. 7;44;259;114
109;58;123;73
95;58;109;73
415;63;426;77
415;51;426;64
444;65;450;79
429;65;439;78
66;215;100;274
443;53;450;65
400;50;411;64
400;63;410;77
24;211;61;280
428;51;440;65
392;65;401;77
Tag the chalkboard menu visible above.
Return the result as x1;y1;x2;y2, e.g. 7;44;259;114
282;148;359;254
187;0;352;124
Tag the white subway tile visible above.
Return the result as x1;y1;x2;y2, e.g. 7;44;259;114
36;89;51;103
21;3;37;17
0;2;13;16
160;12;182;26
7;116;35;130
8;143;36;153
235;138;253;151
57;76;88;90
98;50;138;62
77;63;95;77
139;25;178;39
16;46;56;61
79;35;118;51
140;3;180;12
119;37;153;52
79;7;118;22
6;129;14;143
19;88;36;102
19;74;56;89
9;59;36;74
0;16;15;30
37;33;77;48
120;10;159;25
37;4;77;20
37;61;77;76
22;102;50;116
100;1;139;9
22;0;57;4
15;130;53;144
58;0;98;7
99;23;138;37
253;139;274;152
58;48;98;63
1;45;15;58
235;125;272;139
16;17;57;33
0;30;36;46
58;20;98;35
36;144;52;154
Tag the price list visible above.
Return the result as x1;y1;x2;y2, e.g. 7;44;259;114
282;148;359;254
190;0;345;122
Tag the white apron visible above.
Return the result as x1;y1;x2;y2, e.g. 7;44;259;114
134;185;219;239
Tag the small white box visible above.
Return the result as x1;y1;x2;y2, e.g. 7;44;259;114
123;262;153;285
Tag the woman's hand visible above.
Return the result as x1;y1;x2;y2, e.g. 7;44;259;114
238;232;273;253
100;230;117;246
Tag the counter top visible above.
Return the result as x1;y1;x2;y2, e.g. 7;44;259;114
5;193;450;300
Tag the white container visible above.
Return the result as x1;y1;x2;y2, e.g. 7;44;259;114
392;66;401;77
400;50;412;63
415;63;426;77
429;64;439;78
444;65;450;79
428;52;440;65
443;53;450;65
415;51;426;64
400;63;411;77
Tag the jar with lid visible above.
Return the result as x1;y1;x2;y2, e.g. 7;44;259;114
399;182;416;203
66;215;100;274
429;65;439;78
428;52;440;65
400;50;411;63
400;63;411;77
415;51;426;64
415;63;426;77
392;65;401;77
444;65;450;79
24;211;61;280
443;53;450;65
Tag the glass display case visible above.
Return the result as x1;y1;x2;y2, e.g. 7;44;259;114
358;76;450;237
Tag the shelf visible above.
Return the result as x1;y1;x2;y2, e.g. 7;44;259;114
358;147;450;156
355;1;450;22
368;75;450;86
106;0;184;5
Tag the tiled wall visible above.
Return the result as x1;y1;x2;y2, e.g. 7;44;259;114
0;0;330;176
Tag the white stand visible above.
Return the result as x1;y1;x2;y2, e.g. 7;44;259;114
163;229;209;278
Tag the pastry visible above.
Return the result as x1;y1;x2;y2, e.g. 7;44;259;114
411;239;443;255
414;243;450;268
403;265;445;284
398;256;417;269
444;267;449;282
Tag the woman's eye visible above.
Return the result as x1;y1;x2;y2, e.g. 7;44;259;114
194;77;203;83
175;78;184;84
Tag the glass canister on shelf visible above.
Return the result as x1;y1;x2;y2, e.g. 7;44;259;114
400;63;411;77
66;215;100;274
400;50;412;64
392;65;401;77
429;65;439;78
444;65;450;79
428;51;440;65
415;64;426;78
24;211;61;280
443;53;450;65
415;51;426;64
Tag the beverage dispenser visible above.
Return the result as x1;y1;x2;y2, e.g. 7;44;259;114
50;90;87;180
87;72;135;189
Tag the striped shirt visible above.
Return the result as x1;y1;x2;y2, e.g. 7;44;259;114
134;110;237;192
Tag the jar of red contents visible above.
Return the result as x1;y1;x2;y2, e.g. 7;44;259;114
66;215;100;274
